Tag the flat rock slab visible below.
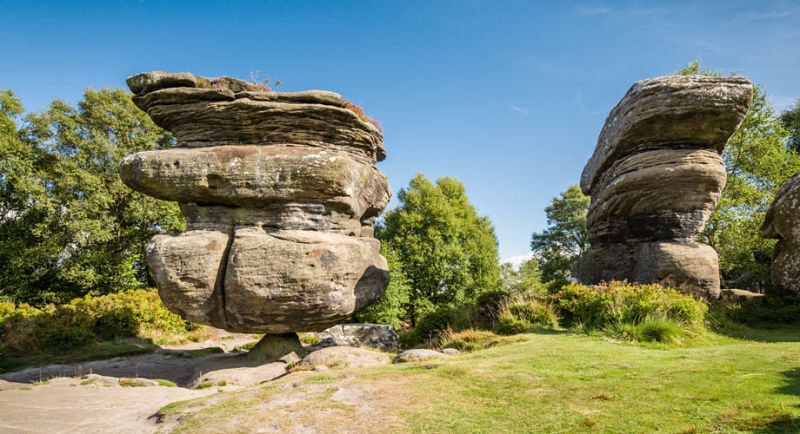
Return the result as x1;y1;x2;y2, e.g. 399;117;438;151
193;362;287;388
393;349;451;363
301;346;390;369
0;380;213;434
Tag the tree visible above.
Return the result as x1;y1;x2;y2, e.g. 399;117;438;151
530;185;590;284
354;248;412;328
701;87;800;290
378;174;501;324
499;258;545;295
0;88;184;305
781;98;800;153
675;62;800;291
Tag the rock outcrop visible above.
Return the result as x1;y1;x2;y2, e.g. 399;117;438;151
761;173;800;295
120;71;390;333
574;75;753;299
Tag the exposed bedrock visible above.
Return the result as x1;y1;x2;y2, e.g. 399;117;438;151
761;173;800;295
121;71;390;333
575;75;753;299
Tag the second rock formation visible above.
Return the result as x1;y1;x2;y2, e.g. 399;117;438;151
574;75;753;298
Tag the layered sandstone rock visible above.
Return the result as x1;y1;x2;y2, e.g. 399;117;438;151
574;75;753;299
761;173;800;295
121;71;390;333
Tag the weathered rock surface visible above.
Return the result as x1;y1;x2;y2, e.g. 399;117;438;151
393;349;451;363
761;173;800;294
575;75;753;299
300;346;391;369
121;71;390;334
120;145;389;219
224;229;388;333
313;323;400;352
126;71;384;162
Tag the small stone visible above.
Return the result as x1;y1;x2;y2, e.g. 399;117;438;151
300;346;390;369
393;349;450;363
440;348;460;356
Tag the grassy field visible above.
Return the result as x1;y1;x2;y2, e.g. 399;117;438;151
159;327;800;433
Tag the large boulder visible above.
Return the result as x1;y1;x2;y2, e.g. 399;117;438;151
313;324;400;352
575;75;753;299
761;173;800;294
120;71;390;335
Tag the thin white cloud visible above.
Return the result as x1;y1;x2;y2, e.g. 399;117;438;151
574;5;611;16
736;9;794;21
509;105;529;117
502;253;534;269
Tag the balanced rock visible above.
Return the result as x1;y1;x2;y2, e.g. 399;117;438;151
120;71;390;334
574;75;753;299
761;173;800;294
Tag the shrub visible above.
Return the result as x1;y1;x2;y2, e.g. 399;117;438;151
0;288;197;354
505;300;559;328
494;312;527;335
714;295;800;327
494;300;559;335
554;281;707;329
399;304;478;347
609;316;687;344
437;328;525;352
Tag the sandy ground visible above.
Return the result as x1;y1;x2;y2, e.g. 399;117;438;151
0;330;287;433
0;377;214;434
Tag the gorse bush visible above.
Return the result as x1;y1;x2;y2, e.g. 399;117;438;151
0;289;196;354
554;281;707;329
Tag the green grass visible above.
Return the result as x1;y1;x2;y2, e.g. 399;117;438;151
0;338;156;373
161;327;800;433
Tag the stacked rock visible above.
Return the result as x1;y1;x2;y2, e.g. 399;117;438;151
574;75;753;299
120;72;390;335
761;173;800;295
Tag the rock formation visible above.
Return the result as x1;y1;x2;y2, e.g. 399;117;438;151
761;173;800;295
120;71;390;338
574;75;753;299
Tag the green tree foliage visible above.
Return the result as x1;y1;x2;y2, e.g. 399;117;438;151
0;88;184;305
781;98;800;153
530;185;590;284
499;258;544;294
355;248;411;328
378;174;501;324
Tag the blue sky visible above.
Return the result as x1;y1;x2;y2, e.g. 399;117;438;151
1;1;798;262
